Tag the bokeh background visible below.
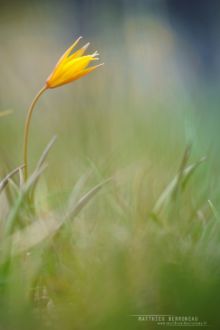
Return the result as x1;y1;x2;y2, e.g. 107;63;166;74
1;1;220;329
1;0;220;178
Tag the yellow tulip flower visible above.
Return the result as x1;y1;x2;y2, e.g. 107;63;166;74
23;37;103;181
46;36;103;88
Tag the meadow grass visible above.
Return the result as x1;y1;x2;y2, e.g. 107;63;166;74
0;95;220;330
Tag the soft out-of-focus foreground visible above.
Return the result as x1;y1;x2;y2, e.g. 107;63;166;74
0;1;220;329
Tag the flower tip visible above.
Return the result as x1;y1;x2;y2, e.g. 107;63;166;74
73;36;83;44
83;42;90;50
92;51;99;57
95;63;104;69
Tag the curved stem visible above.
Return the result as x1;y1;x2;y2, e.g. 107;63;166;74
23;85;47;181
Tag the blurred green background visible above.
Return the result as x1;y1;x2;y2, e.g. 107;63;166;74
1;0;220;177
0;1;220;329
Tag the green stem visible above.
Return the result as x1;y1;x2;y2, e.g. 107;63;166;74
23;85;47;181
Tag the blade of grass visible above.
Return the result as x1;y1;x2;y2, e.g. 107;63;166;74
29;136;57;200
19;167;24;188
152;157;206;215
172;145;191;199
0;165;24;194
208;199;219;221
5;178;111;257
182;156;206;190
8;178;20;195
67;170;92;209
66;177;111;219
4;164;48;235
35;135;57;172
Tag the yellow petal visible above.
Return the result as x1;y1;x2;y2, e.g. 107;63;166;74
53;63;104;88
56;36;82;66
46;37;82;86
60;58;97;81
68;42;90;60
62;55;97;75
71;63;104;81
50;56;97;88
